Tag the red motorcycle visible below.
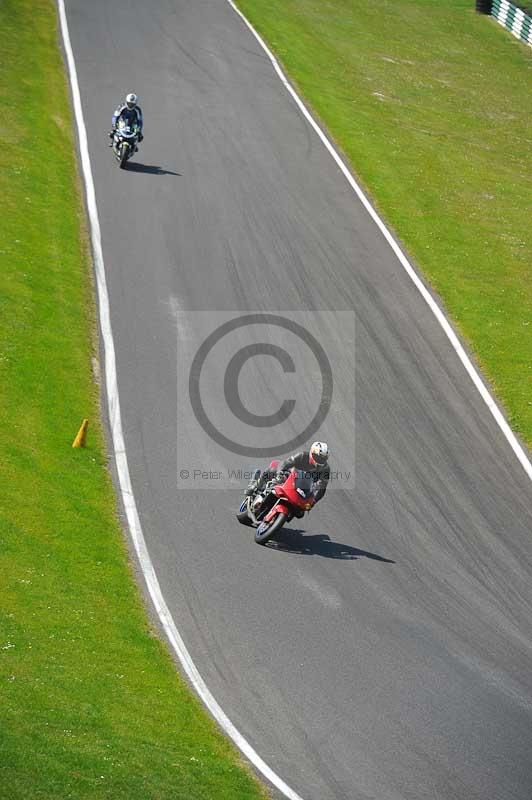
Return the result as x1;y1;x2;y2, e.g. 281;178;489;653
237;460;315;545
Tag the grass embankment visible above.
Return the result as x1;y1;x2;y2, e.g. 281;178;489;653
237;0;532;449
0;2;268;798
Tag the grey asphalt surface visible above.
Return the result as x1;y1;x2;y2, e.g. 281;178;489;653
65;1;532;798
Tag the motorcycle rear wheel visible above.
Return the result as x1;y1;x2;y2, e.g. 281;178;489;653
255;512;287;545
236;509;253;527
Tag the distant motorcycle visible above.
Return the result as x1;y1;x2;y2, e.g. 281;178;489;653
111;119;139;168
237;461;315;545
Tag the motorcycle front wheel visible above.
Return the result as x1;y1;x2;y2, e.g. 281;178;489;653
119;142;129;168
255;512;287;545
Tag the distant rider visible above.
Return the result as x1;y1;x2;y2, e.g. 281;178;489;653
246;442;330;504
109;93;144;148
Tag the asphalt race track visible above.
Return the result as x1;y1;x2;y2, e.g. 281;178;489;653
65;2;532;798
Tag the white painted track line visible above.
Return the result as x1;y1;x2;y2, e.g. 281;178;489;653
56;0;530;793
226;0;532;483
57;2;306;798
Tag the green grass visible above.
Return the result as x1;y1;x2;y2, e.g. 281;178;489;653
0;2;268;798
237;0;532;450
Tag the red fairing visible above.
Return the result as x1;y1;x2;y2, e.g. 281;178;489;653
275;473;307;507
263;470;315;522
264;501;290;522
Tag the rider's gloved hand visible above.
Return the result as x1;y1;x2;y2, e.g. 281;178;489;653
138;133;144;142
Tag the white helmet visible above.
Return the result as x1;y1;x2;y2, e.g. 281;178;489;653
125;93;137;109
309;441;329;467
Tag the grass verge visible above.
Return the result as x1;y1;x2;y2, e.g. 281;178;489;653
0;2;268;797
236;0;532;450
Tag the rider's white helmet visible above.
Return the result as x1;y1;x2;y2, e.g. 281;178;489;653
309;441;329;467
125;93;137;109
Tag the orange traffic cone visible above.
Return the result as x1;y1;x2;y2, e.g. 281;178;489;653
72;419;89;448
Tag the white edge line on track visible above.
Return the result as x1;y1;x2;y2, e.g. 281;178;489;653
226;0;532;483
56;2;305;799
55;0;531;791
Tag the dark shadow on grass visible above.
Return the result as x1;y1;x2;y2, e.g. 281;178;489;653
266;529;396;562
126;162;181;175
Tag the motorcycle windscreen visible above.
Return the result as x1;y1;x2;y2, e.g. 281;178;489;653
292;469;314;499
